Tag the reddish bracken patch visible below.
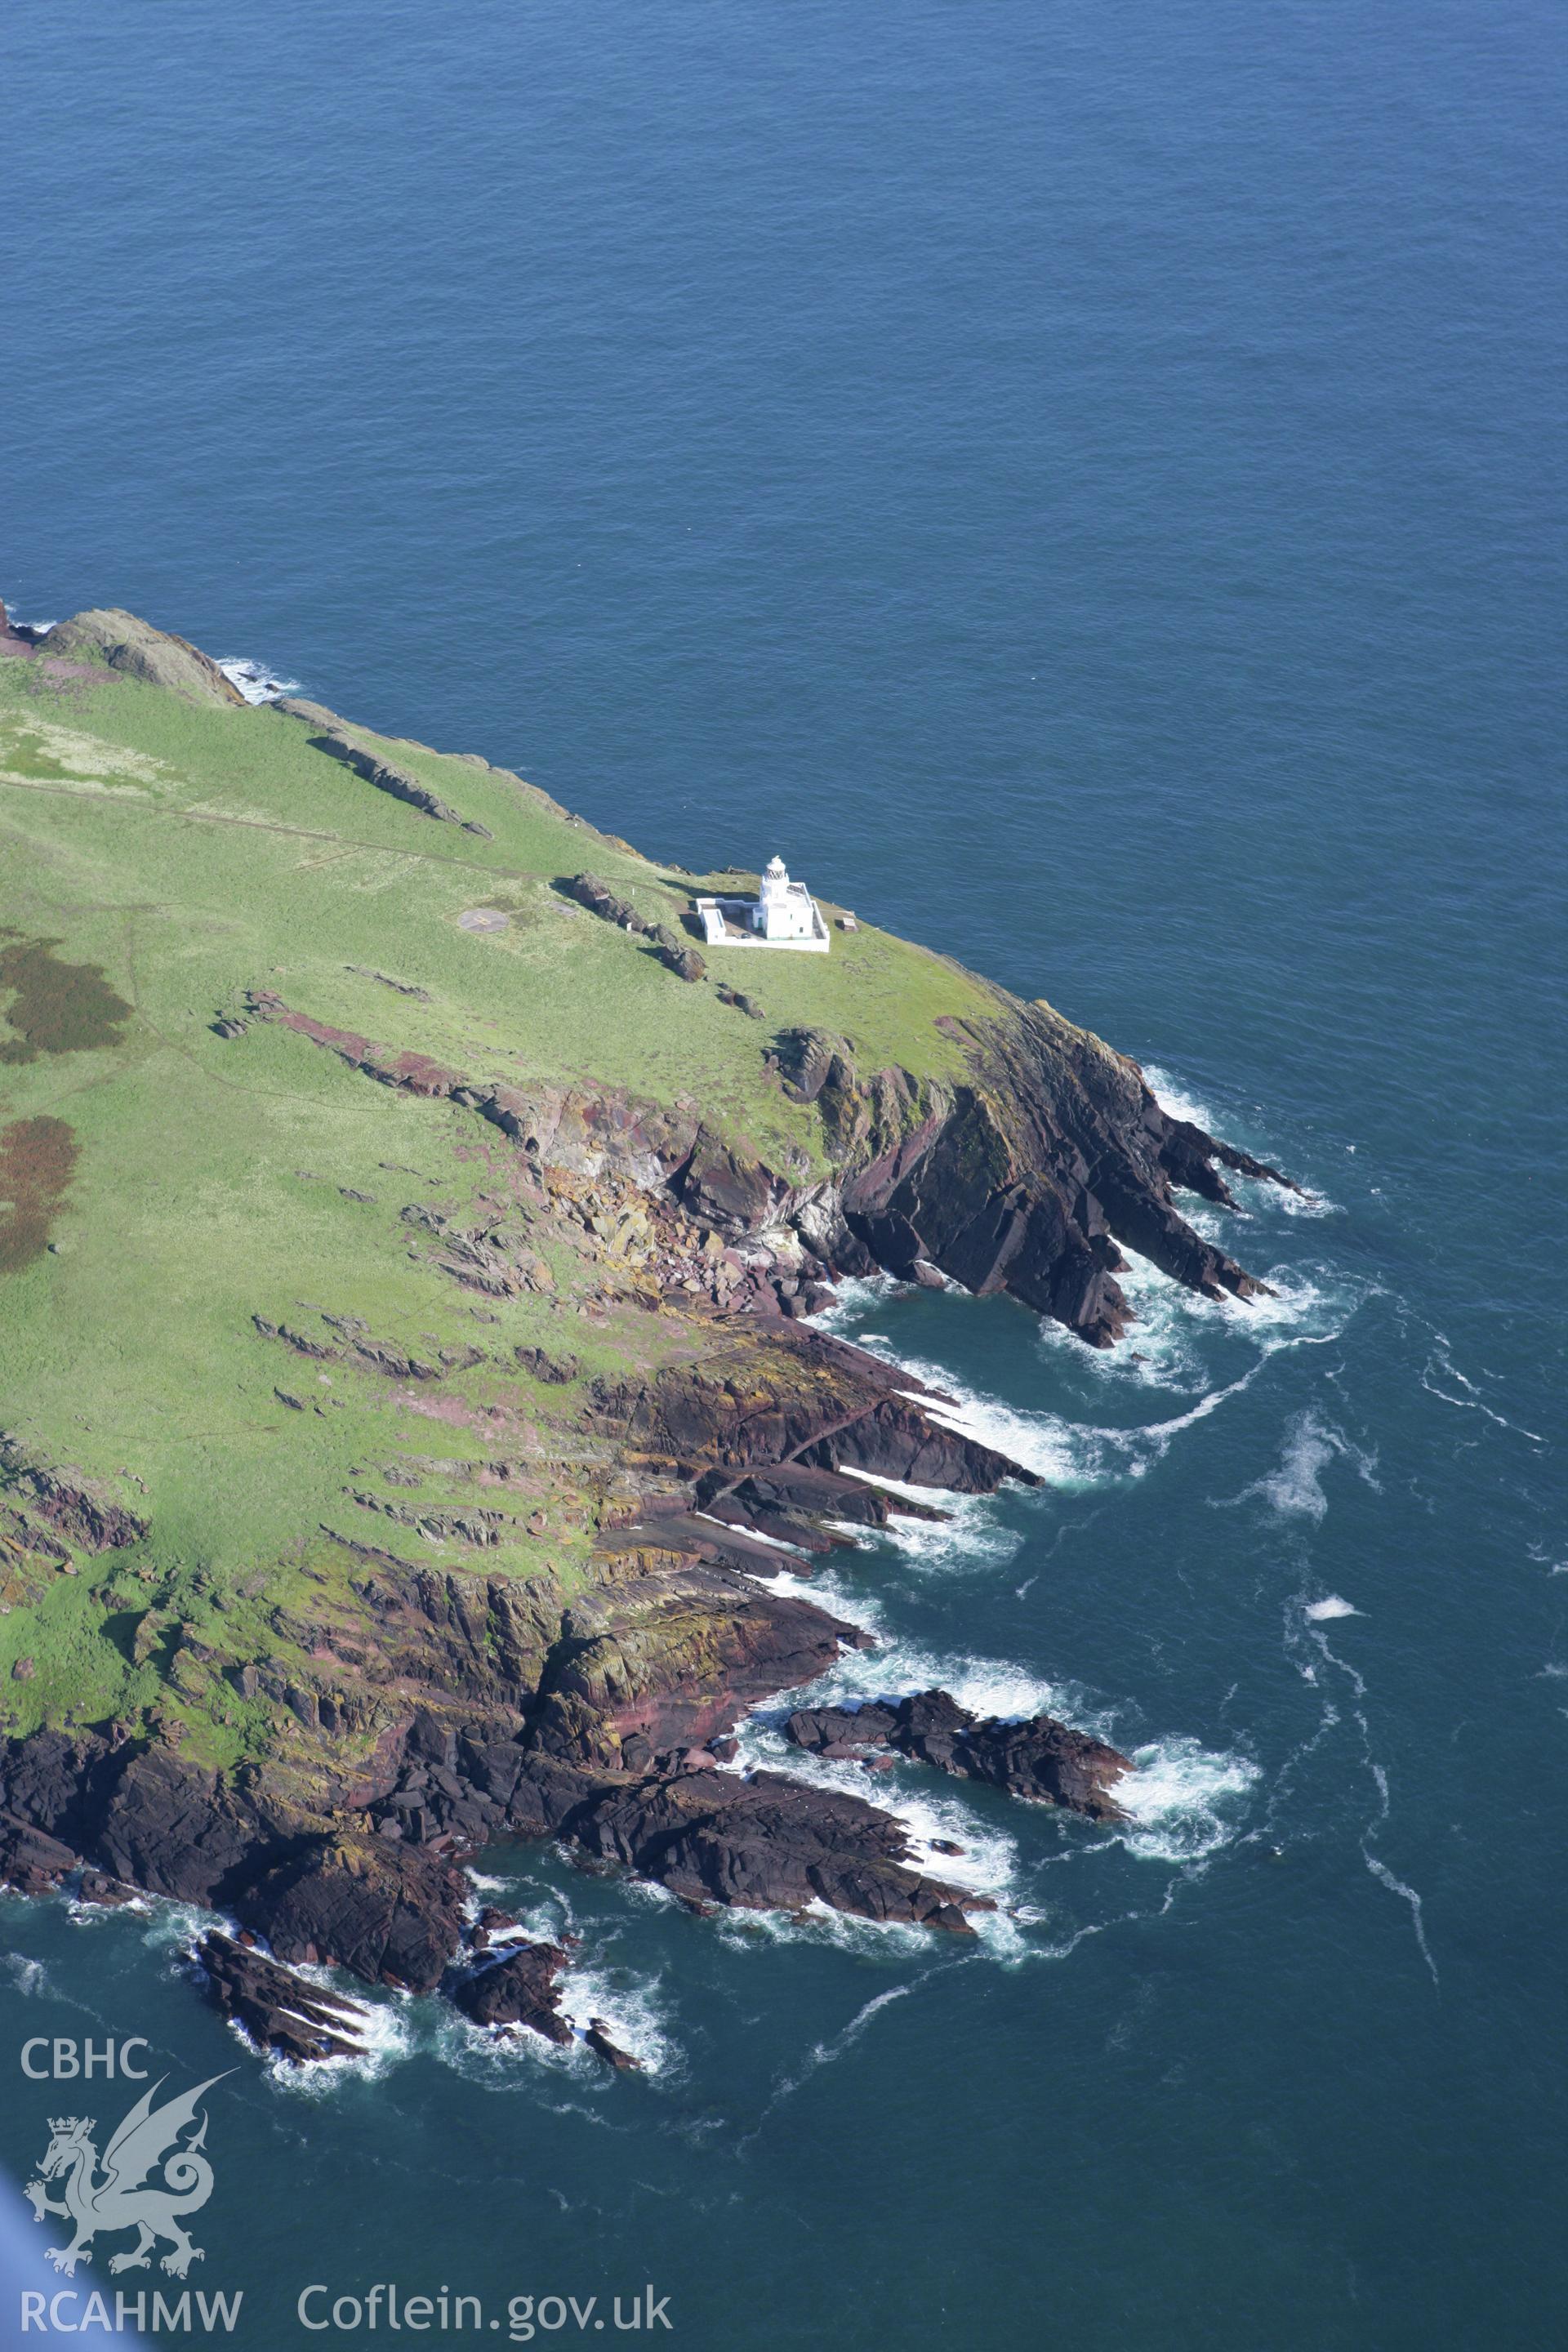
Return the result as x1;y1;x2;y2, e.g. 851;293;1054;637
0;1114;79;1272
262;1000;463;1099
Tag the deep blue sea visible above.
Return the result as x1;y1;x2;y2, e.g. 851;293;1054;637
2;3;1565;2346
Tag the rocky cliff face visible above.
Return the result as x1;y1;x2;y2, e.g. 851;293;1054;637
0;1330;1040;2003
243;975;1294;1351
759;1006;1298;1346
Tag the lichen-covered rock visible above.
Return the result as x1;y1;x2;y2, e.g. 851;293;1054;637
523;1552;869;1765
0;1441;148;1551
41;609;247;705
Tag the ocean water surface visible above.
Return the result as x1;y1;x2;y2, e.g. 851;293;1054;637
2;2;1564;2346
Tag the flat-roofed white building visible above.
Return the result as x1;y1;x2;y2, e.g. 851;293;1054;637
694;856;830;952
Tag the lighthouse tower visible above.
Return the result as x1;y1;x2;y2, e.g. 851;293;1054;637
753;854;815;942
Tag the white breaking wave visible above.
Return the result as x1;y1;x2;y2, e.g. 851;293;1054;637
66;1888;153;1927
833;1467;1024;1574
713;1900;943;1962
1303;1595;1361;1622
454;1874;677;2077
742;1558;885;1638
1362;1852;1440;1989
216;655;301;705
141;1899;223;1956
898;1346;1273;1496
806;1273;905;1335
555;1962;677;2078
1421;1338;1545;1445
253;1965;409;2093
1243;1174;1338;1220
1144;1063;1339;1219
733;1713;1026;1913
1220;1409;1380;1522
1142;1064;1217;1133
1116;1738;1261;1863
775;1986;913;2096
739;1625;1072;1731
464;1869;512;1898
697;1507;810;1557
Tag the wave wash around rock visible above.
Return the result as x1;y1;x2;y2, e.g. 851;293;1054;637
0;602;1294;2060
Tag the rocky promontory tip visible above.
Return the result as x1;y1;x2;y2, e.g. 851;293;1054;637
784;1690;1134;1822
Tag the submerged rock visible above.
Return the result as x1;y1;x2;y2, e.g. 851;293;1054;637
585;2018;641;2071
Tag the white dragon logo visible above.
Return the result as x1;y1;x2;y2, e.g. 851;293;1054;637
24;2074;229;2279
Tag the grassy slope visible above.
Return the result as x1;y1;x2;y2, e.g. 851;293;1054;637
0;654;1001;1756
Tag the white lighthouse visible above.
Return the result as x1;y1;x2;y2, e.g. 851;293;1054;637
753;854;817;942
694;855;831;953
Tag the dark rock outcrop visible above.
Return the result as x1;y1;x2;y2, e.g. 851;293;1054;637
784;1689;1132;1821
197;1930;372;2064
233;1841;472;1992
659;940;706;982
514;1345;581;1386
563;874;648;932
0;1441;148;1551
78;1871;136;1907
594;1325;1032;1499
452;1938;572;2043
311;733;493;837
252;1313;483;1383
0;1808;78;1894
559;1766;984;1931
824;1006;1299;1347
585;2018;640;2070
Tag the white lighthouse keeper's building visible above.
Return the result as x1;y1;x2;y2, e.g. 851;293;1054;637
694;856;831;952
